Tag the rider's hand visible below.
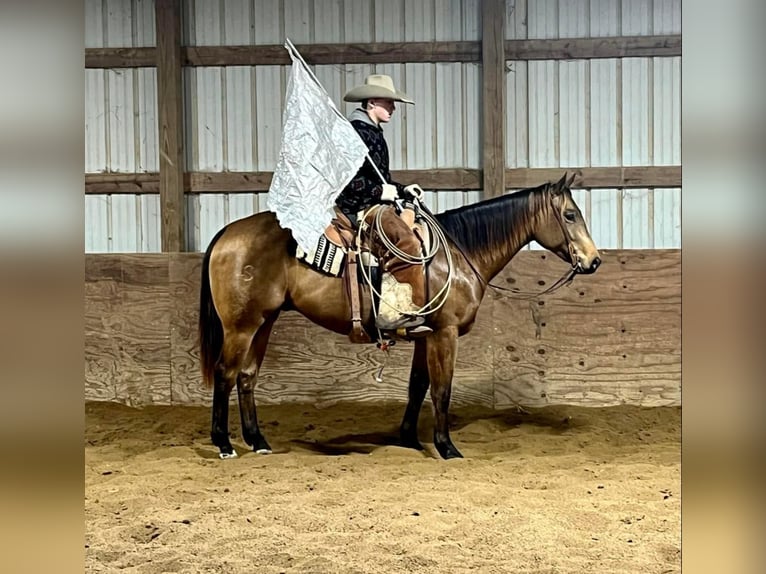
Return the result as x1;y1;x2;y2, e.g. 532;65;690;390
380;183;398;202
403;184;425;201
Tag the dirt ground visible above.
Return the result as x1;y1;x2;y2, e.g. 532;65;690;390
85;400;680;573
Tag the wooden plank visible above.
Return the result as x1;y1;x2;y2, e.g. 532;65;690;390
492;250;680;408
156;0;185;252
169;253;206;405
85;250;680;408
505;35;681;60
85;255;172;406
85;47;156;68
504;166;682;189
84;35;681;68
85;166;681;195
482;0;506;199
184;41;481;66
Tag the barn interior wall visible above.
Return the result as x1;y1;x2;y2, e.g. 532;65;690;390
85;0;681;253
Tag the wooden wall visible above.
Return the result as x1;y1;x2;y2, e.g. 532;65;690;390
85;250;680;408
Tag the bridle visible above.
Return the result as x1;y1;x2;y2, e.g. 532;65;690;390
432;184;580;300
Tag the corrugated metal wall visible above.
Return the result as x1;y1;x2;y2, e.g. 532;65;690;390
85;0;681;253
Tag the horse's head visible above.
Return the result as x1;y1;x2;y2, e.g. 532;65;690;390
534;173;601;274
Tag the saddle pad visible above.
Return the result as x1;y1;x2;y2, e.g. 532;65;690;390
296;234;346;277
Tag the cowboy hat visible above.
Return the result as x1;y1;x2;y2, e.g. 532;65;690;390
343;74;414;104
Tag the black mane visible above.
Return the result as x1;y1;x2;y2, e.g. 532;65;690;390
435;183;549;258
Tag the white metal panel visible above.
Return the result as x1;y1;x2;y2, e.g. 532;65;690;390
653;188;681;248
558;0;589;38
186;194;201;251
621;0;651;35
194;68;224;170
375;64;406;171
653;0;681;34
653;56;681;166
463;63;481;168
314;0;343;43
137;68;158;172
435;191;464;212
134;0;156;46
506;0;528;39
223;0;252;43
199;194;226;253
255;192;271;213
590;188;620;249
465;190;481;205
404;63;436;169
85;196;110;252
229;194;257;222
254;66;283;170
139;194;161;252
225;66;254;170
110;195;140;251
284;0;311;43
526;0;558;39
404;0;435;41
85;70;107;172
461;0;481;41
105;0;133;47
193;0;222;45
344;0;373;42
106;69;136;172
435;0;462;41
253;0;282;44
589;0;619;37
622;188;650;248
559;61;587;167
589;59;619;166
375;0;404;41
506;61;529;168
435;63;463;167
85;0;104;48
341;62;373;119
622;58;650;166
527;61;557;167
314;65;344;114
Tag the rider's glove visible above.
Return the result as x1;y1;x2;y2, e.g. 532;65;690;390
403;184;425;201
380;183;398;202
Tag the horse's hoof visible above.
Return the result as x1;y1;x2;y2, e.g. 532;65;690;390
219;450;238;459
254;448;272;455
436;443;463;460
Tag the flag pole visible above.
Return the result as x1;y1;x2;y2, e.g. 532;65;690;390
284;38;387;187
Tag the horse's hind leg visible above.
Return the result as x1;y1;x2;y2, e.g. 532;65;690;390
211;331;254;458
400;338;429;450
237;312;279;454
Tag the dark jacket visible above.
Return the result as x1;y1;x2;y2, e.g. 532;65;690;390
335;108;403;219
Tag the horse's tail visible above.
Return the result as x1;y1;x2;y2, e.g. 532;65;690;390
199;226;229;389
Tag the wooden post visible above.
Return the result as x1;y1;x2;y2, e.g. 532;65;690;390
156;0;185;252
482;0;507;199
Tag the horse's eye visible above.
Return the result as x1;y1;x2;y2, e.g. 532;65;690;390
564;211;576;223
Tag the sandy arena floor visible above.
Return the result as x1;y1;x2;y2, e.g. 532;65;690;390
85;401;680;573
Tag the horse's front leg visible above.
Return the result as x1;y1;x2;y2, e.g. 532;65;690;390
399;338;429;450
426;326;463;459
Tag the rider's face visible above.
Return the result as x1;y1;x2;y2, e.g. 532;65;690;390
368;98;396;124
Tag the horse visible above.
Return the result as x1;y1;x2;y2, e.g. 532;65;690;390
198;173;601;460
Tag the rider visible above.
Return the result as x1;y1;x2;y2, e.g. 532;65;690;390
335;74;430;335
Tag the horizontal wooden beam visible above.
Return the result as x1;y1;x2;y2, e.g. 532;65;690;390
505;35;682;60
504;166;682;189
84;35;681;68
86;166;680;195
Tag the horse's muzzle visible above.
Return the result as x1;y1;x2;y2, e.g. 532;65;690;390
577;256;601;274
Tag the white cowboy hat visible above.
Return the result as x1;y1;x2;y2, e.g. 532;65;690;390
343;74;414;104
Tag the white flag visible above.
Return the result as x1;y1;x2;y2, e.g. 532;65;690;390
267;41;369;253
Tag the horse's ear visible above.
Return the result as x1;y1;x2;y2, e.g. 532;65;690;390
552;173;567;195
566;172;577;189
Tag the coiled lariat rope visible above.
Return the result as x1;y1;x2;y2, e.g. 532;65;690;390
356;203;455;322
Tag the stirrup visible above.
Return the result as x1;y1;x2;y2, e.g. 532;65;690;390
375;313;428;331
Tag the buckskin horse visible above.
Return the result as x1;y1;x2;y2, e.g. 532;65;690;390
198;173;601;459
